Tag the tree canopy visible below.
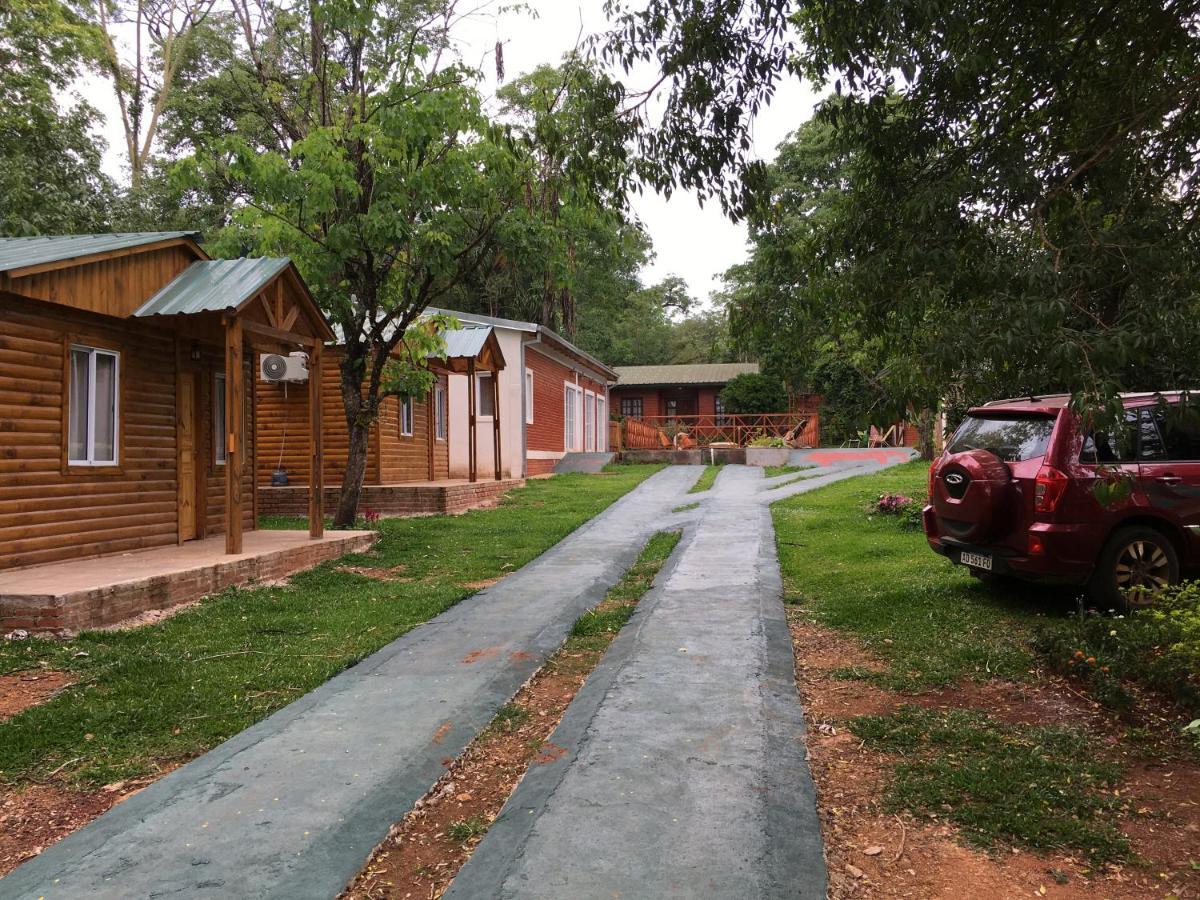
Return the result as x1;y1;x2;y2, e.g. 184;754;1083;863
606;0;1200;418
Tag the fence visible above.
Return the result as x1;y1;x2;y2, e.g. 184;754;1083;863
612;416;667;451
627;410;820;448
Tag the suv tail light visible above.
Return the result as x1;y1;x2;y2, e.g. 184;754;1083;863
928;458;941;496
1034;465;1069;513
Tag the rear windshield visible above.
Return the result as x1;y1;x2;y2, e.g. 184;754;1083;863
947;415;1056;462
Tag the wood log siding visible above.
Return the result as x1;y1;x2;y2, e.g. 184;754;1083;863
0;244;197;319
255;352;447;486
0;292;260;572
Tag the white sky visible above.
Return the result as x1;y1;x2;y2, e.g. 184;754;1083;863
78;0;821;306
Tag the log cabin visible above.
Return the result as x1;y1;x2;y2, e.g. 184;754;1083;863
254;324;518;518
0;232;352;631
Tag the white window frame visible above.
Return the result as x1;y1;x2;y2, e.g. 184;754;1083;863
214;373;227;465
400;395;414;437
476;372;495;420
525;368;535;424
596;396;607;451
435;383;447;441
584;390;596;452
564;384;582;451
68;345;120;466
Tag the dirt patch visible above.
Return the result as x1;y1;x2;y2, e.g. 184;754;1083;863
788;613;1200;899
335;563;411;581
0;670;75;721
460;647;500;665
0;776;160;877
460;578;501;590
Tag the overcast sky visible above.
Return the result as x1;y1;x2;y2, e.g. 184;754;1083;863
79;0;822;306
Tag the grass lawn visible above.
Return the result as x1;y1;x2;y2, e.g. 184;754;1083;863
772;461;1160;864
688;465;720;493
0;466;664;787
763;464;812;478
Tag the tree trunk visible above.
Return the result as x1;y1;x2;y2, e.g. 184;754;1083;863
334;418;371;526
333;353;374;527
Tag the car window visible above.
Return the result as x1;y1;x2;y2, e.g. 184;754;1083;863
947;415;1056;462
1147;401;1200;461
1080;410;1137;464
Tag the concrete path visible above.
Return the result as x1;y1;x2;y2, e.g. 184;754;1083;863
448;459;901;900
0;466;703;900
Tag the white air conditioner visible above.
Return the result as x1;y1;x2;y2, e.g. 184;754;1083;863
260;351;309;383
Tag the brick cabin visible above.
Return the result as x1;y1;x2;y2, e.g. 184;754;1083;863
428;309;617;477
610;362;760;421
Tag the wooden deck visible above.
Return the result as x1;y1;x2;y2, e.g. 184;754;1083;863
0;529;376;634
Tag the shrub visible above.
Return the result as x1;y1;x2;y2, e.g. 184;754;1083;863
719;373;788;414
871;492;925;530
748;435;787;448
1035;583;1200;716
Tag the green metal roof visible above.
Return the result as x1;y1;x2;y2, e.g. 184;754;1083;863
439;325;494;360
613;362;760;388
134;258;292;318
0;232;200;273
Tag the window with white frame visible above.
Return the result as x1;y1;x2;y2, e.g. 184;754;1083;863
584;391;596;451
435;383;447;440
476;372;495;417
68;345;119;465
214;373;227;464
399;395;414;436
596;397;607;451
564;384;581;451
524;368;534;424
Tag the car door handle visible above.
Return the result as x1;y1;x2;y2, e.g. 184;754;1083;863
1156;474;1182;485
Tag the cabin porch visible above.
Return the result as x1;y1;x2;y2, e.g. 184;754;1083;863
0;529;376;634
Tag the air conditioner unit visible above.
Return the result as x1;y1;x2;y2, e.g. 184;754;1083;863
260;351;309;383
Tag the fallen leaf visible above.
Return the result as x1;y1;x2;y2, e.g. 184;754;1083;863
863;846;883;856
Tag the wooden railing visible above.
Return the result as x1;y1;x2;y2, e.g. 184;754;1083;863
631;412;819;448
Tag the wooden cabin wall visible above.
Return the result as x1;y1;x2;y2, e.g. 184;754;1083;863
197;348;256;537
0;292;180;570
254;350;380;487
1;245;198;319
376;386;439;483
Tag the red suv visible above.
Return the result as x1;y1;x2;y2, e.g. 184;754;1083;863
924;392;1200;610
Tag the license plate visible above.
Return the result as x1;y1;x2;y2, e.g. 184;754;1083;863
960;551;993;571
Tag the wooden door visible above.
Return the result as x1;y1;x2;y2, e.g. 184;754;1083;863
177;373;198;541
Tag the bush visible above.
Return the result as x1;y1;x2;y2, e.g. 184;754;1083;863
870;492;925;530
719;373;788;414
748;435;787;448
1035;582;1200;716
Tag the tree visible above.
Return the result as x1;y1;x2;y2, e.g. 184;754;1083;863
604;1;1200;416
0;0;115;235
92;0;220;187
719;372;787;414
187;0;524;525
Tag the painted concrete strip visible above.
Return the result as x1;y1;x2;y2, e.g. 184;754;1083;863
449;460;909;899
0;466;702;900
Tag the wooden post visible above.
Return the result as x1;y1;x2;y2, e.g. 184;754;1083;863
492;370;502;481
426;385;436;480
308;340;324;538
224;316;244;554
467;360;477;483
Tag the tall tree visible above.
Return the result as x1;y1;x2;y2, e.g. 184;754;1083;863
190;0;529;525
604;1;1200;413
92;0;219;187
0;0;115;235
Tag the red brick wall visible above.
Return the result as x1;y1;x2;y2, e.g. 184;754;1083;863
611;387;662;419
259;479;522;517
525;348;607;454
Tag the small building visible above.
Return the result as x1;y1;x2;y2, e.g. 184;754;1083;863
0;232;370;633
610;362;760;421
254;324;521;517
427;310;618;477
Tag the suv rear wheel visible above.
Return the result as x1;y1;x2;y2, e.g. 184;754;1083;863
1088;525;1179;613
